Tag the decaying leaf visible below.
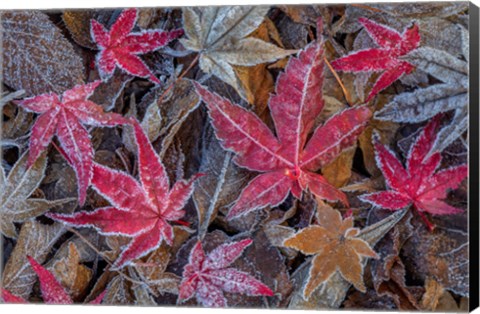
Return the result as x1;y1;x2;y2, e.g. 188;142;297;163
2;11;85;96
0;152;74;238
181;6;296;101
376;45;468;153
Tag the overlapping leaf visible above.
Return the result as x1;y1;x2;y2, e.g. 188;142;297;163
284;201;378;299
1;11;85;96
195;37;371;219
178;238;273;307
49;121;201;268
360;117;468;230
375;42;469;153
1;256;105;304
0;152;73;238
331;18;420;102
17;81;128;205
181;6;296;101
91;8;183;84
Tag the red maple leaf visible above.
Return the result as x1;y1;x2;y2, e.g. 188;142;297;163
359;117;468;231
194;39;372;220
331;18;421;102
178;238;273;307
48;120;201;268
91;8;183;84
17;81;128;205
1;256;105;304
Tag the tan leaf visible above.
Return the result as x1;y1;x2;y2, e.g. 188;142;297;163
321;147;356;188
50;243;93;301
284;201;378;299
2;11;85;96
181;6;296;101
421;278;445;311
0;152;75;238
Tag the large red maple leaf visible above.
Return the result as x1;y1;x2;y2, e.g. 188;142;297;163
194;39;372;220
17;81;128;205
1;256;105;304
360;117;468;231
331;18;421;102
91;8;183;84
178;238;273;307
48;121;201;268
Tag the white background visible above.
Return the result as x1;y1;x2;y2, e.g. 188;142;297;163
1;0;479;313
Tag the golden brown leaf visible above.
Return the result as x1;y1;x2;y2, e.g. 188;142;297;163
284;201;378;298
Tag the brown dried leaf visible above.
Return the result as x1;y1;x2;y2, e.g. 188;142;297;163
50;243;93;301
2;220;69;299
62;10;115;49
0;152;75;238
421;278;444;311
2;11;85;96
321;147;356;188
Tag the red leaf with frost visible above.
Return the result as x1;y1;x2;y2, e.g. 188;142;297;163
178;239;273;307
91;8;183;84
17;81;128;205
331;18;421;102
195;39;372;220
360;117;468;231
1;257;106;304
48;120;201;268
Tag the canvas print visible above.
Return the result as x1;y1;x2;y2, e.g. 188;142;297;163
0;2;476;311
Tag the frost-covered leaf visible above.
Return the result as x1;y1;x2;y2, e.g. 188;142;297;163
91;8;183;84
0;152;74;238
17;81;128;205
284;201;378;298
2;220;68;299
331;18;420;102
288;209;407;309
181;6;296;101
2;11;85;96
195;38;371;219
360;118;468;230
178;238;273;307
49;121;201;268
376;45;468;152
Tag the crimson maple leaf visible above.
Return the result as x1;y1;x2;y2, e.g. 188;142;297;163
359;117;468;231
194;39;372;220
17;81;128;205
331;18;420;102
1;256;105;304
48;120;201;268
178;238;273;307
91;8;183;84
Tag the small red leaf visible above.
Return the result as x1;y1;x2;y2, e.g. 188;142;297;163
179;239;273;307
91;8;183;84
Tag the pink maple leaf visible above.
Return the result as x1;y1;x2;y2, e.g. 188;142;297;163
359;117;468;231
17;81;128;205
178;238;273;307
1;256;106;304
331;18;421;102
91;8;183;84
194;38;372;220
48;120;202;269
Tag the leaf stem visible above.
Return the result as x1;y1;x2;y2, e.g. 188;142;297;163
156;53;200;108
324;56;353;106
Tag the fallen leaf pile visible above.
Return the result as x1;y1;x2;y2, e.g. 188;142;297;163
0;3;471;310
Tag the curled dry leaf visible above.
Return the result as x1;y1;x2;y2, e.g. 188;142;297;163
181;6;296;101
1;11;85;96
0;152;74;238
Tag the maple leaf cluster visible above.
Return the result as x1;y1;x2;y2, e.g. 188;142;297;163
1;4;470;309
